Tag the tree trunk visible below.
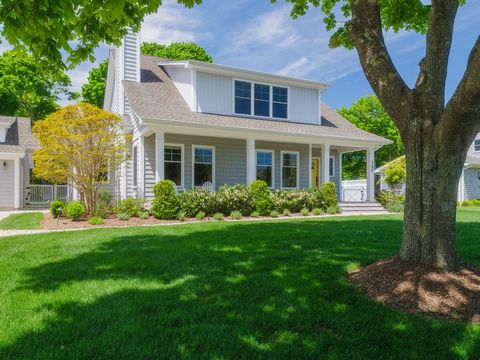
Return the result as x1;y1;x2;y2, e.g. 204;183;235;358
399;118;466;271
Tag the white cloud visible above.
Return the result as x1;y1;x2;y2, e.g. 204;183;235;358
277;57;310;76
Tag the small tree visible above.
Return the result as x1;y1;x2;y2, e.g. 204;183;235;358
384;156;406;194
32;103;130;213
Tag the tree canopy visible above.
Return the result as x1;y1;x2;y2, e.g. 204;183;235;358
338;95;404;179
82;42;212;108
0;51;74;121
32;103;131;213
81;60;109;109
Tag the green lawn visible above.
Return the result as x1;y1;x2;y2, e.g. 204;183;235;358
0;212;43;230
0;209;479;359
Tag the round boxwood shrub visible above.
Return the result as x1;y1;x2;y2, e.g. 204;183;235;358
65;201;86;221
50;200;65;218
250;180;273;215
152;180;179;219
89;216;104;225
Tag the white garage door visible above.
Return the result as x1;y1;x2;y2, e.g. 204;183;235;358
0;160;14;208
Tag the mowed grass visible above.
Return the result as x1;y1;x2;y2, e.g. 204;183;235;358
0;212;43;230
0;209;479;359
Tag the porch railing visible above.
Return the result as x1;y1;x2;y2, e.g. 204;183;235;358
26;185;71;207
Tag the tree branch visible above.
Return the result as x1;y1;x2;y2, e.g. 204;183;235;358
349;0;411;132
415;0;458;120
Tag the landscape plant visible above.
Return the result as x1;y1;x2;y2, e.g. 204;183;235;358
300;208;310;216
179;188;215;217
116;213;130;221
65;201;86;221
176;211;187;222
213;212;224;221
49;200;65;218
282;209;291;217
230;211;242;220
312;208;323;216
195;211;206;220
151;180;179;220
214;184;254;216
89;217;104;225
115;198;145;217
250;180;273;215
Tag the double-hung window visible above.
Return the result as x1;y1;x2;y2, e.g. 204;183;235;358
475;139;480;152
234;80;288;119
193;146;214;187
281;151;298;188
164;145;183;187
256;150;273;187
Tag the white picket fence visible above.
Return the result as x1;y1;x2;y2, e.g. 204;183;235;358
25;185;71;207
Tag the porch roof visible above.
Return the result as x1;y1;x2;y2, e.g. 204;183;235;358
122;56;391;148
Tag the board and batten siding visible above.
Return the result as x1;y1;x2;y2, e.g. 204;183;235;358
194;71;320;124
0;160;14;207
164;68;195;111
464;168;480;200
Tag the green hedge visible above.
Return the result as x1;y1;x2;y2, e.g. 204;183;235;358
152;180;338;218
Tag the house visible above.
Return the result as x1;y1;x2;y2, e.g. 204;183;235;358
375;136;480;201
101;31;391;203
0;116;38;209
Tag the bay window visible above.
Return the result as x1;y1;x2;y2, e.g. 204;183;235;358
234;80;288;119
256;150;273;187
193;146;214;187
281;151;298;188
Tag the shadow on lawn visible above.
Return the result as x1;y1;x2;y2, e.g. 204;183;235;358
3;218;480;359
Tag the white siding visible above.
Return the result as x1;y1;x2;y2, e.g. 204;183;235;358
467;133;480;155
196;71;232;115
0;160;14;207
165;68;195;110
289;86;320;124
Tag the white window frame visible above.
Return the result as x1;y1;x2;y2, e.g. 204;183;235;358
329;156;335;178
233;78;289;120
164;143;185;188
255;149;275;189
280;150;300;189
192;145;216;189
474;139;480;152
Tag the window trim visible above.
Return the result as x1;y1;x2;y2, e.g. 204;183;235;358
474;139;480;152
233;78;289;120
280;150;300;189
192;145;216;189
255;149;275;189
132;145;138;187
329;156;335;178
164;143;185;188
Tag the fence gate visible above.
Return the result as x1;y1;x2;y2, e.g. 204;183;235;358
26;185;70;207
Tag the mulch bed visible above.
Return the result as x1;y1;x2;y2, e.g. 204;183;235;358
349;256;480;323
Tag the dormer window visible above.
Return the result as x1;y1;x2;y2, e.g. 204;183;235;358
234;80;288;120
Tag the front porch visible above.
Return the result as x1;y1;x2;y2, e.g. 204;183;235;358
127;125;378;202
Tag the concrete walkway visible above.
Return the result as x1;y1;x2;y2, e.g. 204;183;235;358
0;210;393;239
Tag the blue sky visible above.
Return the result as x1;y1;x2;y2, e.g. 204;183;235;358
14;0;480;110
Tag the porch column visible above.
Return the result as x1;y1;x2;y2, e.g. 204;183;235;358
320;143;330;184
13;158;20;209
246;138;256;185
338;152;343;202
155;131;165;183
366;147;375;202
138;135;145;197
308;144;312;188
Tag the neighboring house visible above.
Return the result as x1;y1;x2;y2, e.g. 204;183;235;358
375;136;480;201
0;116;38;209
102;31;391;203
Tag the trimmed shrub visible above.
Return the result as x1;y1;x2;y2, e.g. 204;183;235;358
462;200;477;207
176;211;187;221
272;189;316;212
474;199;480;206
319;182;337;208
312;207;323;216
250;211;260;218
152;180;179;219
138;211;150;219
386;201;404;213
115;198;144;217
89;216;104;225
213;212;225;221
65;201;86;221
270;210;280;218
326;205;340;214
300;207;310;216
250;180;273;215
377;191;404;209
179;188;215;217
230;210;242;220
214;184;254;215
282;209;291;217
50;200;65;218
116;213;130;221
195;211;206;220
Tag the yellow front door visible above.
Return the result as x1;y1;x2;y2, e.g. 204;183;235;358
311;159;319;187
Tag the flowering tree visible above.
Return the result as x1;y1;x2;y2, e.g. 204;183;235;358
32;103;131;213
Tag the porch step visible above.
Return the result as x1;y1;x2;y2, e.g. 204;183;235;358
339;202;386;213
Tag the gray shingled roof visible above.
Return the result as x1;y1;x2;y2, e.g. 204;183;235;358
123;55;390;145
0;116;38;153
